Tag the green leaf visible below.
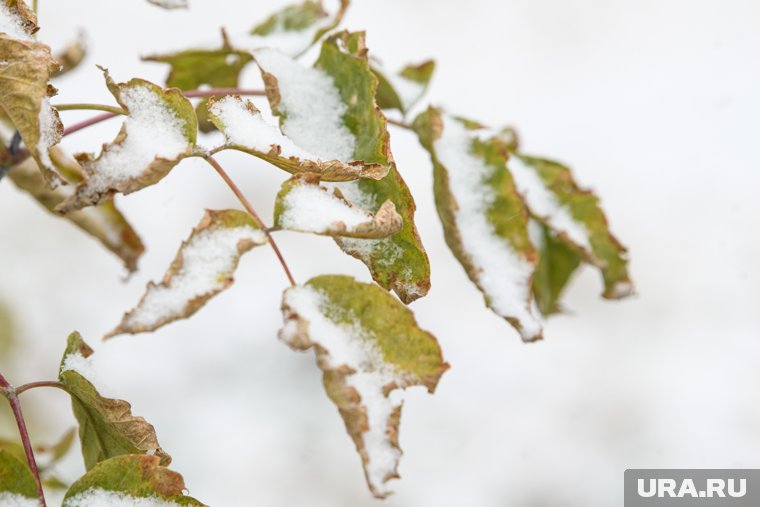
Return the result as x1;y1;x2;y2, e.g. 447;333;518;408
374;60;435;114
280;275;447;498
273;174;402;238
247;0;349;56
56;68;197;213
0;449;38;502
146;0;187;9
7;149;145;272
63;454;205;506
508;154;633;299
0;18;64;186
531;221;582;315
414;106;542;341
106;209;267;337
58;332;171;470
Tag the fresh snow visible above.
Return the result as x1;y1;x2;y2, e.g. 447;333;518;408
281;286;406;497
61;351;117;398
122;226;265;330
508;155;592;252
279;183;371;233
36;98;61;170
64;489;184;507
0;493;39;507
434;115;542;341
85;85;189;190
0;3;32;41
253;48;354;162
208;96;318;160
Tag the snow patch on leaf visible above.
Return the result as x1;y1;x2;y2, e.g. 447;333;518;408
0;3;33;40
61;351;116;398
36;97;63;170
0;493;38;507
64;489;184;507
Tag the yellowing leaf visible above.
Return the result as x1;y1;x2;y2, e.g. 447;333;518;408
52;33;87;78
273;174;402;238
531;221;582;316
63;454;205;506
374;60;435;114
7;149;145;272
414;107;542;341
0;32;64;186
509;154;633;299
58;332;171;470
106;209;267;337
0;449;38;505
245;0;349;56
280;275;447;498
57;69;197;213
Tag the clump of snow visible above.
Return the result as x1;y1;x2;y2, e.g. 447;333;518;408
122;225;265;330
281;286;405;496
208;96;317;160
61;351;117;398
36;98;61;170
508;155;592;252
86;85;190;190
279;183;371;233
253;48;355;162
0;3;32;41
64;489;183;507
434;116;542;341
0;493;39;507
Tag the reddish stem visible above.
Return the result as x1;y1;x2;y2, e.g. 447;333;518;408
0;373;47;507
15;381;67;395
204;156;297;287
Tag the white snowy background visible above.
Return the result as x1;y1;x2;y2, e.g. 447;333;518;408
1;0;759;505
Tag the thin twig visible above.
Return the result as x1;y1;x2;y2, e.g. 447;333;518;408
55;103;126;115
386;117;413;130
15;381;67;395
0;373;47;507
62;111;119;137
203;155;297;287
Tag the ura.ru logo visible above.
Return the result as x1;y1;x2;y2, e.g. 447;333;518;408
638;478;747;498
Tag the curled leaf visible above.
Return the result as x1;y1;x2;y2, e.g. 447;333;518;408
63;454;205;506
509;154;633;299
0;449;38;505
58;332;171;470
52;33;87;78
56;69;197;213
107;209;267;337
146;0;188;9
274;174;402;238
280;275;447;498
244;0;349;56
531;220;582;316
374;59;435;114
414;107;542;341
7;149;145;272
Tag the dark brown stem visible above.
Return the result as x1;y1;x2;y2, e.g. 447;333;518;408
15;381;67;396
203;155;297;287
0;373;47;507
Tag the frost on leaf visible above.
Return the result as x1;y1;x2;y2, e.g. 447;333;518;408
63;455;205;507
280;275;447;498
146;0;187;9
509;154;633;299
7;149;145;272
56;69;197;213
58;332;171;470
374;60;435;114
0;449;38;506
530;220;582;316
144;30;253;133
106;209;266;337
244;0;349;56
0;6;64;186
414;107;543;342
274;174;402;238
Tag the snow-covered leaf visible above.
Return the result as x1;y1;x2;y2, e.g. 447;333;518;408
0;4;64;186
106;209;266;337
374;60;435;114
531;220;582;316
244;0;349;56
58;332;171;470
414;107;542;341
52;33;87;78
63;454;205;507
273;174;402;238
56;69;197;213
8;149;145;272
0;449;38;506
509;154;633;299
146;0;187;9
280;275;447;498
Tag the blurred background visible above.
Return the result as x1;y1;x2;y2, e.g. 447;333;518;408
1;0;759;505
